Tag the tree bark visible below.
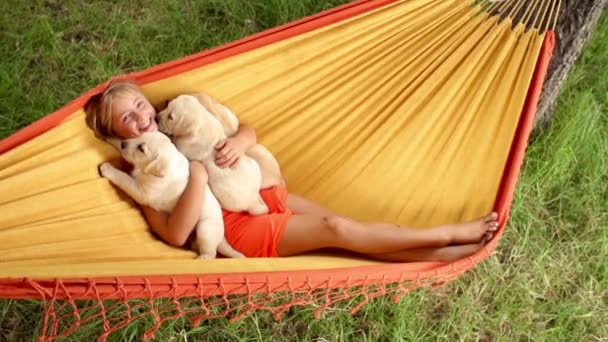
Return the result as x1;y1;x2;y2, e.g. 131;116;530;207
535;0;608;128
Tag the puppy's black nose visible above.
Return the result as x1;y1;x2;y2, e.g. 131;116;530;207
154;115;160;123
121;141;127;149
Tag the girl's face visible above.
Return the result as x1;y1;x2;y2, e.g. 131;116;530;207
111;91;158;139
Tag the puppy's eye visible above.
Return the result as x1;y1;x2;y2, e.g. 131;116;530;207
137;143;145;153
168;112;174;120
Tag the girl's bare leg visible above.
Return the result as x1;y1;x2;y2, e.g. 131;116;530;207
365;243;484;262
276;213;498;257
287;194;498;244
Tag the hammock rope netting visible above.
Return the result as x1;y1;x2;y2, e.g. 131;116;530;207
0;0;559;340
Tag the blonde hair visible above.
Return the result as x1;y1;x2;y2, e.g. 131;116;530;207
84;79;144;139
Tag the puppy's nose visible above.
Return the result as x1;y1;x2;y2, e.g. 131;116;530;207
121;141;127;149
154;115;160;123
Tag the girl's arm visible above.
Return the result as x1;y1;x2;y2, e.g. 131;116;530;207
215;123;257;168
141;161;208;247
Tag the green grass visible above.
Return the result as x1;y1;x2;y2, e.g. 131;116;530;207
1;0;607;341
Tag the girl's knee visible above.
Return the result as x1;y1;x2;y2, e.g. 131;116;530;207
322;215;351;240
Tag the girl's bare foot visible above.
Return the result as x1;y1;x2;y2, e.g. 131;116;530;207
442;212;499;245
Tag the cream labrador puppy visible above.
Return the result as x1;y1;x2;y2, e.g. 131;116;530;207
190;92;284;190
99;131;244;259
157;94;279;215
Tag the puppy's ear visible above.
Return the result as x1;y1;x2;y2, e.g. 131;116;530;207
144;155;168;177
104;137;122;151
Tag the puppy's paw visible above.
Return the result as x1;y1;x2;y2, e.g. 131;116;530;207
248;201;269;216
197;253;216;260
98;162;117;178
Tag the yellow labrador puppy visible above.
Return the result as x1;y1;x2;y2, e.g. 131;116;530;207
191;92;283;189
99;131;244;259
157;94;280;215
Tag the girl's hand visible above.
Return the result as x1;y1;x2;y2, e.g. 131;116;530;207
215;137;246;169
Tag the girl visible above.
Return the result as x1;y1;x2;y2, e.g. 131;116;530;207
85;79;498;262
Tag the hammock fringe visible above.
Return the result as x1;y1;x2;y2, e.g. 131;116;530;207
32;271;460;341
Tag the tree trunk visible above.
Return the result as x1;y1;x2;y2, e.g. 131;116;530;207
535;0;608;128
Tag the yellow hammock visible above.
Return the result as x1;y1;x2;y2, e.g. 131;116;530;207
0;0;557;340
